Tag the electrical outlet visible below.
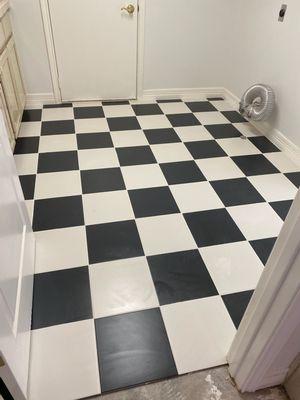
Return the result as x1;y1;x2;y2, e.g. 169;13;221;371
278;4;287;22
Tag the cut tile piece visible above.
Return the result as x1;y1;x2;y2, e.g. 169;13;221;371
29;320;100;400
170;181;223;212
41;120;75;135
205;124;242;139
264;152;300;173
111;130;148;148
14;137;39;154
78;148;119;170
107;116;141;131
132;103;163;116
222;290;254;329
144;128;180;144
151;143;193;163
136;214;196;256
148;250;217;306
121;164;167;189
89;257;158;318
44;102;72;108
137;115;171;129
19;122;41;137
221;111;247;123
19;175;36;200
86;220;144;264
35;226;89;274
22;109;42;122
32;266;92;329
76;132;113;149
157;99;182;103
185;140;227;159
14;154;38;175
42;107;74;121
160;161;206;185
210;178;264;207
167;113;201;127
184;208;245;247
102;100;129;106
83;190;134;225
196;157;244;181
39;134;77;153
248;173;297;202
285;172;300;188
248;136;280;153
195;112;229;125
95;308;177;392
33;195;84;231
185;101;217;112
35;170;81;199
232;154;280;176
116;145;156;166
200;241;263;295
81;167;125;194
161;297;236;374
175;125;214;142
74;106;104;119
216;137;260;156
270;200;293;221
37;151;79;173
227;203;283;240
129;186;179;218
250;237;277;265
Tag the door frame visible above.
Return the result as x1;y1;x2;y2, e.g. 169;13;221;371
40;0;145;103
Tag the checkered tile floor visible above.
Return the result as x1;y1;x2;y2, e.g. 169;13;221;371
15;98;300;400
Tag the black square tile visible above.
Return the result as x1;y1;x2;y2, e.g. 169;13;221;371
81;168;125;194
76;132;113;149
210;178;265;207
102;100;130;106
33;195;84;231
32;266;92;330
222;290;254;329
14;137;40;154
22;109;42;122
19;175;36;200
248;136;280;153
129;187;179;218
184;208;245;247
86;220;144;263
157;99;182;103
144;128;180;144
250;237;277;265
186;101;217;112
160;161;206;185
74;106;104;119
132;103;163;116
167;113;201;127
285;172;300;188
232;155;280;176
185;140;227;159
270;200;293;221
148;250;218;306
116;146;156;166
95;308;177;392
41;120;75;135
107;117;141;131
222;111;247;123
43;103;72;108
37;151;79;173
205;124;242;139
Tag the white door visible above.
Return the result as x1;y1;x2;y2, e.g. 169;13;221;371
0;111;35;399
48;0;139;101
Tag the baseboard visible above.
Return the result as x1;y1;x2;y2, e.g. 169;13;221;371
25;93;56;108
141;87;226;101
223;88;300;166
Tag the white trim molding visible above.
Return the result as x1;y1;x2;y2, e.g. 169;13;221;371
228;189;300;392
142;87;226;102
26;92;55;108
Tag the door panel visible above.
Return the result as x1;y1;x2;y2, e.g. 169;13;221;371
48;0;138;101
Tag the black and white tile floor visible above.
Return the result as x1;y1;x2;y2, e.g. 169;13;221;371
15;98;300;400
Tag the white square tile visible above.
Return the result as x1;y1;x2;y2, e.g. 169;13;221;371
89;257;159;318
29;320;101;400
18;122;41;137
39;134;77;153
227;203;283;240
111;130;148;147
14;154;38;175
136;214;196;256
200;242;264;295
78;148;118;170
196;157;244;181
195;112;229;125
34;171;82;199
103;104;134;117
151;143;192;163
158;102;191;114
248;173;298;202
35;226;88;273
75;118;109;133
137;115;171;129
233;122;261;137
210;100;235;112
217;137;261;156
174;125;214;142
161;297;236;374
170;182;223;212
83;191;134;225
121;164;167;189
42;107;74;121
264;152;300;173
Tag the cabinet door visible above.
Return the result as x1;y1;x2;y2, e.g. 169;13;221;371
8;42;26;117
0;83;15;149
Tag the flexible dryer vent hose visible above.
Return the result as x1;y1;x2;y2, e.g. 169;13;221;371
239;84;275;121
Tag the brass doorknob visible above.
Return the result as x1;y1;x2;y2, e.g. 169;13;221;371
121;4;135;14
